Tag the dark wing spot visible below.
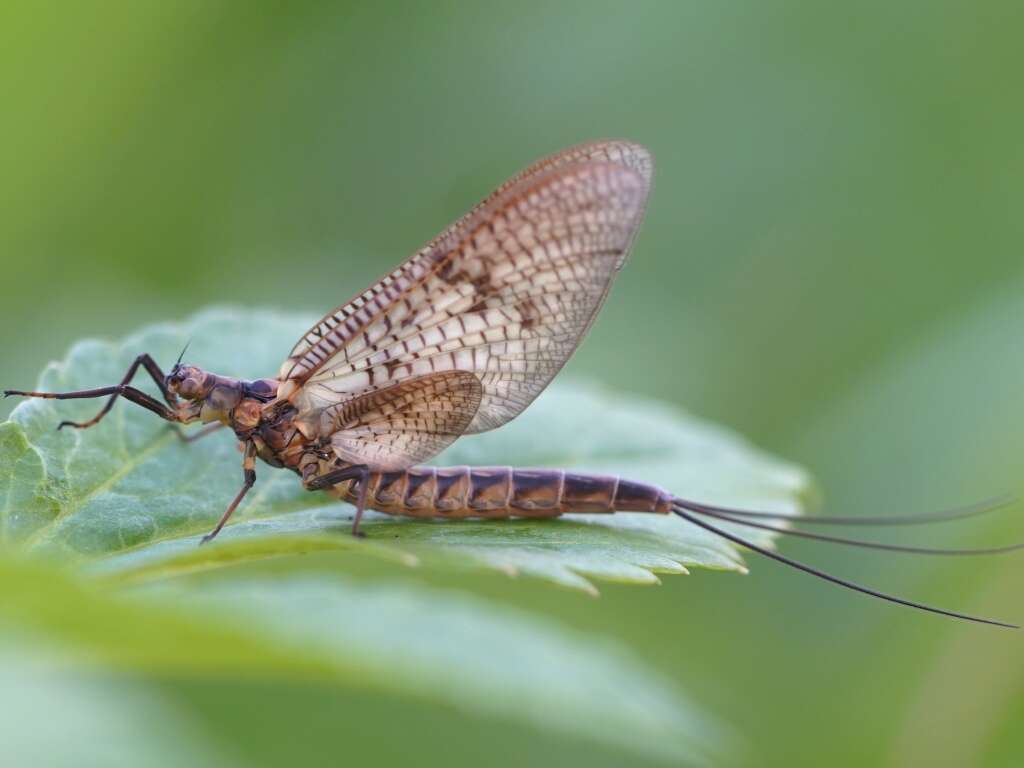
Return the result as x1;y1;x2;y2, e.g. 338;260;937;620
515;298;540;330
438;256;457;282
470;271;492;292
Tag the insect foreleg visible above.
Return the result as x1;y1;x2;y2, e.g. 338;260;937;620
5;383;179;428
4;353;180;430
200;441;257;545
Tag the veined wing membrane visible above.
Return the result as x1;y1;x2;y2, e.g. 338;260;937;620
443;139;652;237
282;137;652;388
278;140;652;437
326;371;482;470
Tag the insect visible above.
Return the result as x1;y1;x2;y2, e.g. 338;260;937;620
5;140;1020;627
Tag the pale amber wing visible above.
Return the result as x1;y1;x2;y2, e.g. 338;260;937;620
431;139;652;239
326;371;482;470
278;140;652;436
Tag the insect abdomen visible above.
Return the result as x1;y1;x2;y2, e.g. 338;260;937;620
351;467;672;519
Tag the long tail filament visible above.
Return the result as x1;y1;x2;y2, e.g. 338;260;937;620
671;496;1020;629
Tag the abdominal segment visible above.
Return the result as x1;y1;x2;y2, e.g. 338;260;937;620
330;466;673;519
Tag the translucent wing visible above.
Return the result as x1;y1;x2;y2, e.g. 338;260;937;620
326;371;482;470
431;139;653;238
278;140;652;436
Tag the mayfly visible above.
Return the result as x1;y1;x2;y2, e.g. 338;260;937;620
6;140;1020;627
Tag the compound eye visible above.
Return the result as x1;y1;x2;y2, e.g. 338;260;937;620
179;377;201;397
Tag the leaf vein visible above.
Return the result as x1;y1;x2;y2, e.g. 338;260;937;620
25;431;176;549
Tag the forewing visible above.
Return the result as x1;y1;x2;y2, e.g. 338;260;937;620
437;139;652;233
279;140;652;435
326;371;482;470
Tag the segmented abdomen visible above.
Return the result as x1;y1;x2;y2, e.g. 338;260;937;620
336;466;672;518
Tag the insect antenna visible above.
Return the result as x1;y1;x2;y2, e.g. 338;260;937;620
672;501;1018;628
675;493;1016;527
175;340;192;367
689;505;1024;556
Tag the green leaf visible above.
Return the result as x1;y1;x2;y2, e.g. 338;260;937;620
0;307;813;763
0;645;241;768
2;307;810;591
0;550;722;764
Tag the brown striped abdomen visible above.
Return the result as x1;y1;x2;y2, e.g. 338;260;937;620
333;466;673;519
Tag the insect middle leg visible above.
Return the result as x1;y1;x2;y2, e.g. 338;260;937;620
171;422;225;444
201;441;258;545
4;353;179;430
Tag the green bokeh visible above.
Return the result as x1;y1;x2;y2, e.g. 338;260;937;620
2;2;1022;766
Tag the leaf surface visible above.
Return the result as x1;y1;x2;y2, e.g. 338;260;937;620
2;307;810;590
0;307;813;763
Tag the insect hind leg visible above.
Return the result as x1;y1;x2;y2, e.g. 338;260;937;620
302;461;371;538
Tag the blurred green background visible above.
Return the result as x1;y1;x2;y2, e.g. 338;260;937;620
2;1;1023;766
